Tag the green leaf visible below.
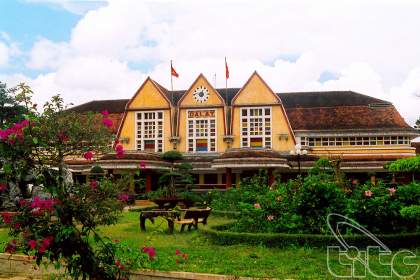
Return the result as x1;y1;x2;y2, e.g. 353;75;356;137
3;163;12;174
33;137;38;144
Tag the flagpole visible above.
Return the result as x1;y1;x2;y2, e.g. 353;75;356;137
170;60;174;104
225;57;228;135
225;57;228;105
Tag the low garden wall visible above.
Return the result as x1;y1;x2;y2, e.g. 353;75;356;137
200;224;420;249
0;253;271;280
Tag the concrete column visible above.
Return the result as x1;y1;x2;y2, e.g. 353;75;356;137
199;174;205;185
370;175;376;185
217;173;223;184
145;171;152;193
235;173;241;187
226;168;232;189
268;169;275;186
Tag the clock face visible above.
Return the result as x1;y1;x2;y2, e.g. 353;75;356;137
193;86;209;103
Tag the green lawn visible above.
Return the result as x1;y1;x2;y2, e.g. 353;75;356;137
1;212;419;279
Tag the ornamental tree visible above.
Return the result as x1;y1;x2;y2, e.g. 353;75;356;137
386;156;420;182
0;84;148;279
0;81;26;127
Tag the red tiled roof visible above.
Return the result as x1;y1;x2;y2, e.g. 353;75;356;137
68;91;415;132
285;105;412;131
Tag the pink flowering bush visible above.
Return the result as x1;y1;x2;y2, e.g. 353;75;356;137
0;84;150;279
219;159;420;235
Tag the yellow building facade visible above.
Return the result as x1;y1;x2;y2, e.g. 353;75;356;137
69;72;418;191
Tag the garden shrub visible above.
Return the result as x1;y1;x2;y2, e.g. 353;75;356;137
213;158;420;236
201;224;420;249
346;181;420;233
210;171;269;212
400;205;420;231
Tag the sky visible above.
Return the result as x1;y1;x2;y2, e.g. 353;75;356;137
0;0;419;125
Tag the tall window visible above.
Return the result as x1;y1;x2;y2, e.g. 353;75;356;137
241;107;271;148
187;110;216;152
136;111;164;152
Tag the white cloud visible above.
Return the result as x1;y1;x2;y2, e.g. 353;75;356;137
27;38;71;70
389;68;420;125
0;33;21;67
6;0;420;126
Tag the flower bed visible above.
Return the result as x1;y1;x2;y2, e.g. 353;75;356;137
200;223;420;249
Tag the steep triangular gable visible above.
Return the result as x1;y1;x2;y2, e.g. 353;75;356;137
178;74;225;107
231;71;296;144
115;77;172;147
126;77;171;109
231;71;282;105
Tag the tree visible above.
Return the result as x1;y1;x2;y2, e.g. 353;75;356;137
415;117;420;129
386;156;420;182
0;84;149;279
158;151;193;197
0;82;25;127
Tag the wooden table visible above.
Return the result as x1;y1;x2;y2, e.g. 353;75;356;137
139;210;181;234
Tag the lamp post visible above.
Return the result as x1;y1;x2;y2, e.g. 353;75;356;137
290;144;308;175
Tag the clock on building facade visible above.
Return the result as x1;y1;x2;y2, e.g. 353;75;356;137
193;86;209;103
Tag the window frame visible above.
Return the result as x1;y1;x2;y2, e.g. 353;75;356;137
240;106;272;149
134;110;165;153
186;109;217;153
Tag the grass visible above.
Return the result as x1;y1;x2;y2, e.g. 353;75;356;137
1;212;419;279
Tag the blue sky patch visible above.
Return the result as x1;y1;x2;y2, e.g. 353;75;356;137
318;71;339;83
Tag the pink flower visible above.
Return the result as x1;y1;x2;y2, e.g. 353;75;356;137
84;151;93;160
19;199;27;208
142;246;156;260
30;196;41;209
57;132;70;142
1;212;13;224
102;118;113;128
139;161;146;169
39;236;54;252
175;249;181;255
38;246;46;253
5;240;17;254
118;193;129;202
364;190;373;197
101;110;109;117
388;187;396;195
90;180;98;189
0;183;7;192
20;119;30;127
28;240;37;250
267;215;275;221
30;197;57;214
253;203;261;209
13;222;21;229
115;144;125;158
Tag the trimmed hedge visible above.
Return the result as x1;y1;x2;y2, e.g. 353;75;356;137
211;210;241;219
200;224;420;249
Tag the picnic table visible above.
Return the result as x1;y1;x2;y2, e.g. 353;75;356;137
139;207;212;234
139;210;180;234
175;207;212;232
